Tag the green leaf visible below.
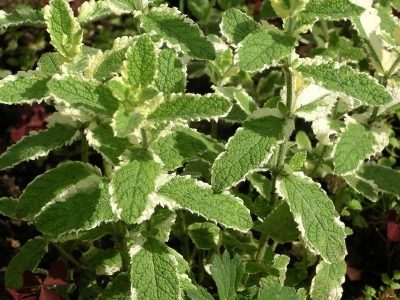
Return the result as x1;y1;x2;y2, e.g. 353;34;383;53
247;173;272;199
151;124;222;171
48;75;119;116
210;251;244;300
343;174;378;202
123;35;157;87
78;0;113;23
310;261;346;300
82;248;122;275
0;123;78;170
0;7;44;29
0;73;50;104
140;6;215;60
17;161;101;220
148;93;232;122
98;273;130;300
295;0;364;33
357;163;400;196
220;8;258;44
259;282;300;300
155;48;186;94
0;197;18;218
157;176;252;232
185;286;215;300
212;116;287;192
107;0;136;13
35;183;116;237
233;89;257;115
276;173;347;263
44;0;82;58
271;0;310;18
333;119;387;175
89;36;133;81
273;254;290;285
111;108;144;138
288;151;307;171
5;238;48;289
237;30;295;72
37;52;64;74
140;206;176;242
131;238;180;300
188;0;211;20
188;222;221;250
254;202;300;243
296;60;391;106
86;123;131;165
110;150;163;224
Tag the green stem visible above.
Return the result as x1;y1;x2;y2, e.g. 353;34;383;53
255;17;296;264
113;221;130;272
52;243;81;269
369;106;379;124
179;0;185;13
255;234;269;264
211;120;218;139
141;128;148;149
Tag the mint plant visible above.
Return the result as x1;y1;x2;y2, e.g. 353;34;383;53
0;0;400;299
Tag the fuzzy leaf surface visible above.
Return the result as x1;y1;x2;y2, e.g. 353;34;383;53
81;248;122;275
357;163;400;196
78;0;113;23
343;175;378;202
44;0;82;57
0;8;44;28
259;282;300;299
210;251;244;300
310;260;346;300
35;183;115;238
140;6;215;60
333;121;378;175
123;35;157;87
48;75;119;116
110;151;163;224
296;61;391;105
295;0;364;32
188;222;220;250
237;30;295;72
131;239;180;300
157;177;252;231
17;162;101;220
277;173;346;263
155;48;186;94
0;123;78;170
0;74;50;104
91;37;132;81
212;116;286;192
86;124;131;165
148;93;231;122
220;8;258;44
254;202;300;243
5;238;48;289
151;125;222;171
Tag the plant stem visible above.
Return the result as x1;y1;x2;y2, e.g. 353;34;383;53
255;234;269;264
369;106;379;124
179;0;185;13
52;243;81;269
113;221;130;272
255;17;296;264
141;128;148;149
